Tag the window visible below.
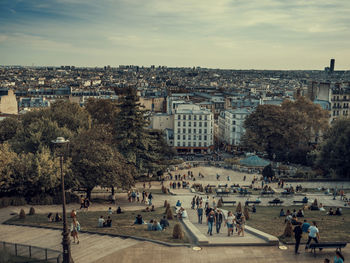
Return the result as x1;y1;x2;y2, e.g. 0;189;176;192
188;141;191;147
199;115;202;120
232;120;235;125
177;135;180;140
183;121;186;126
183;142;186;147
178;115;181;120
199;129;202;134
194;115;197;120
189;115;192;120
232;127;236;132
199;122;202;127
188;135;191;140
199;142;201;146
178;121;181;126
204;122;207;127
183;135;186;140
204;135;207;140
177;128;180;133
194;122;197;127
204;129;207;134
205;115;207;120
193;129;196;133
188;122;191;127
188;129;191;133
194;135;196;140
204;142;207;147
177;142;180;146
183;115;186;120
199;135;202;140
183;128;186;133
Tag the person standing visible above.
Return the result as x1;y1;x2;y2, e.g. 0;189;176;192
215;209;223;234
293;222;302;254
197;205;203;224
70;218;80;244
148;192;153;205
207;209;216;236
305;221;320;250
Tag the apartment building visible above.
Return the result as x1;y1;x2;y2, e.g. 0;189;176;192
174;104;214;154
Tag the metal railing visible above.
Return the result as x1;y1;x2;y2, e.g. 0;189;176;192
0;241;62;263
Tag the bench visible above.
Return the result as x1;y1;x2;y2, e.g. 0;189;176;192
268;200;284;205
239;191;252;196
293;200;308;204
221;200;236;205
216;191;230;196
281;192;294;196
218;184;228;188
309;242;347;256
261;191;275;196
245;200;261;206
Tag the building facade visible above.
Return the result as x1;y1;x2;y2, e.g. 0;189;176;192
174;104;214;154
0;89;18;115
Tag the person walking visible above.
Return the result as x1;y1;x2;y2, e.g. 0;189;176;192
225;211;235;236
70;218;80;244
215;209;223;234
207;209;216;236
305;221;320;250
197;205;203;224
293;222;302;254
148;192;153;205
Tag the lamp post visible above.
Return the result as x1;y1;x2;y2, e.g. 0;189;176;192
52;137;73;263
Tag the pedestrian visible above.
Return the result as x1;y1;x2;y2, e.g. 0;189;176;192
207;209;216;236
149;182;152;189
79;195;85;210
215;209;223;234
237;215;246;237
136;191;140;202
305;221;320;251
293;222;302;254
148;192;153;205
197;205;203;224
191;196;196;209
225;211;235;236
334;251;345;263
70;218;80;244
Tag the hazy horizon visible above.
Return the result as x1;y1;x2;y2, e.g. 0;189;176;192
1;0;350;70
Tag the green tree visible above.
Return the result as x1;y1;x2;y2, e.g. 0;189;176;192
85;98;119;126
262;164;275;179
317;119;350;179
0;143;18;195
71;128;134;199
0;117;21;143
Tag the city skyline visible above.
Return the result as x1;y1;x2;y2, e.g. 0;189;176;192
1;0;350;70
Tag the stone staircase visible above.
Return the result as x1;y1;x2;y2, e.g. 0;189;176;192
0;224;138;263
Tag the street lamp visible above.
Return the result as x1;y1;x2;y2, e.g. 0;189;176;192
52;137;73;263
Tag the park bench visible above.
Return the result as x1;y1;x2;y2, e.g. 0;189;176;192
245;200;261;206
268;199;284;205
239;191;252;196
260;191;275;196
216;190;230;196
309;242;347;256
293;199;308;204
218;184;228;188
221;200;236;205
281;192;294;196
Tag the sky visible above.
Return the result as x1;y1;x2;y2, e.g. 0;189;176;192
0;0;350;69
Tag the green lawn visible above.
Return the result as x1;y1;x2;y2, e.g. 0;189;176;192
246;206;350;243
6;208;189;244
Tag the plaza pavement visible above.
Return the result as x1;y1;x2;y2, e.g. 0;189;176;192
1;165;349;262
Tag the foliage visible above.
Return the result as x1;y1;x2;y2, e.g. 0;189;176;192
85;98;119;126
236;202;242;213
262;164;275;178
0;117;21;143
29;207;35;215
317;119;350;179
283;221;293;237
172;223;184;239
242;97;329;163
0;197;26;208
19;209;26;219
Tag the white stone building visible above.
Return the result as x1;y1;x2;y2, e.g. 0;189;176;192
218;108;251;147
174;104;214;154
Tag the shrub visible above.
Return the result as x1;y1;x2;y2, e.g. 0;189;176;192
29;207;35;215
166;207;174;220
236;202;242;213
164;200;168;208
0;197;27;208
173;223;184;239
19;209;26;219
243;206;250;220
217;198;223;208
283;221;292;237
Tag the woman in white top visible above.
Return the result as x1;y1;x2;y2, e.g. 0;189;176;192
71;218;80;244
225;211;235;236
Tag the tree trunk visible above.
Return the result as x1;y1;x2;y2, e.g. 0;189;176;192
86;188;92;200
111;186;115;196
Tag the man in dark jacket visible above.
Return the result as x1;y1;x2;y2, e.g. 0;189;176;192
215;209;223;234
293;222;303;254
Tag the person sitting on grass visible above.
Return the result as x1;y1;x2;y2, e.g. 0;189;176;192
47;213;54;222
151;205;155;212
108;207;113;215
177;207;188;219
285;209;291;216
116;206;123;214
160;216;170;230
279;209;285;217
98;216;105;227
335;207;342;216
152;220;162;231
291;215;299;225
106;216;112;227
55;213;62;222
327;208;334;216
143;206;150;212
296;209;304;218
147;219;154;231
176;200;182;207
133;214;144;225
